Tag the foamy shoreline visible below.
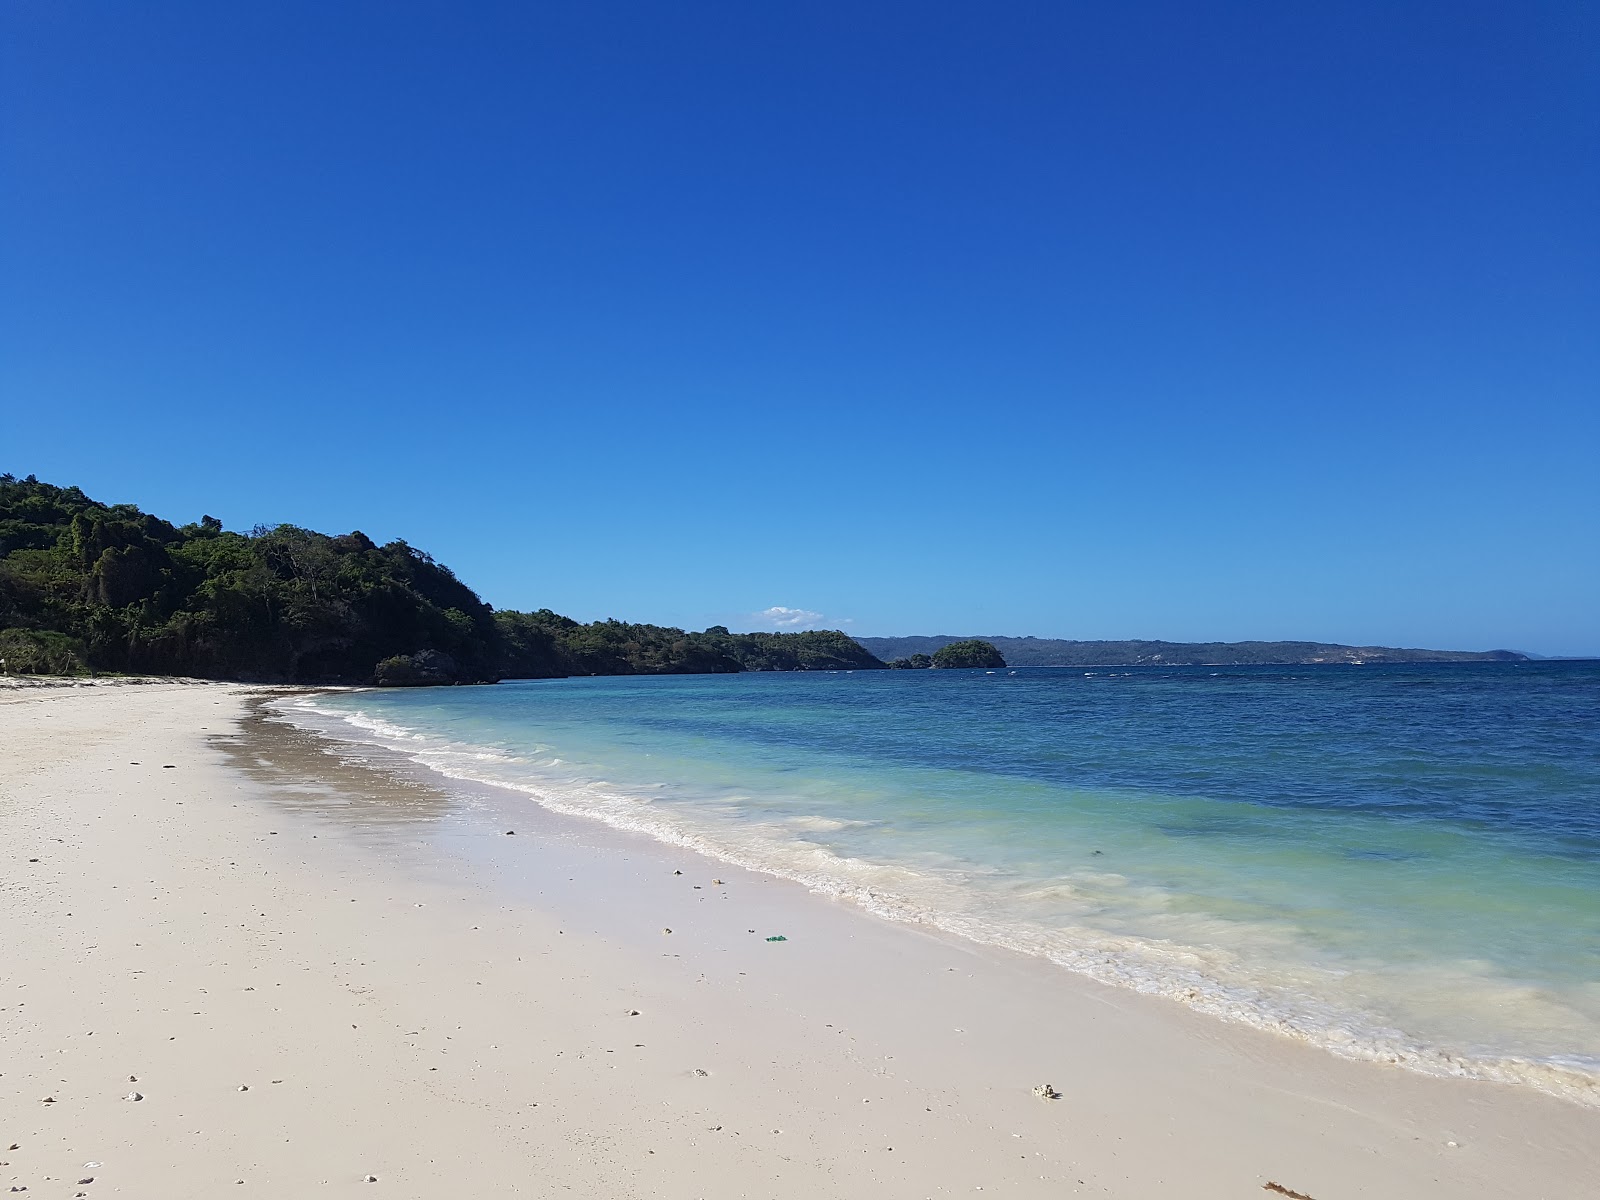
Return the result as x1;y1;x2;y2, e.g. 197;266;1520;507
284;688;1600;1109
4;684;1595;1197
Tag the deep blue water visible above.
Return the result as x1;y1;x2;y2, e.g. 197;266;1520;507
292;660;1600;1102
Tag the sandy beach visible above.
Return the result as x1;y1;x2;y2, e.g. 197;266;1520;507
3;683;1595;1198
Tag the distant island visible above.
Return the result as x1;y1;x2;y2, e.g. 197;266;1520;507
0;476;884;684
856;635;1527;667
888;640;1007;669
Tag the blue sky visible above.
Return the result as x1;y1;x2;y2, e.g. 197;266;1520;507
3;2;1596;654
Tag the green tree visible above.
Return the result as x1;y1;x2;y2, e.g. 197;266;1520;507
931;640;1006;669
887;653;932;669
0;475;895;684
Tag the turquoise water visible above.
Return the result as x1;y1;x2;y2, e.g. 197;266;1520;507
288;662;1600;1103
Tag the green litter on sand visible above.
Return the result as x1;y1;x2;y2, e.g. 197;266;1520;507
765;935;788;942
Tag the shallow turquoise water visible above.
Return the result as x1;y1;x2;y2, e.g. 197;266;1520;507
291;662;1600;1102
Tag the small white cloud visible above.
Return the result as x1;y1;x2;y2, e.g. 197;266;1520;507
754;605;827;630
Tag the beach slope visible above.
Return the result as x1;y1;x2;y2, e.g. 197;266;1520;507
3;684;1594;1197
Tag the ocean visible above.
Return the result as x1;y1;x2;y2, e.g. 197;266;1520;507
283;661;1600;1104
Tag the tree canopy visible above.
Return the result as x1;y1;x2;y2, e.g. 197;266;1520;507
0;476;885;684
931;639;1007;669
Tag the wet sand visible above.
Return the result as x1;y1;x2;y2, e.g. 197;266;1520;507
3;683;1595;1197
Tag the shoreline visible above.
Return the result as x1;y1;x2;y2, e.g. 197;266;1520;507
283;684;1600;1109
4;684;1596;1197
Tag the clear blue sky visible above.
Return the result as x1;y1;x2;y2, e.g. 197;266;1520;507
3;2;1596;654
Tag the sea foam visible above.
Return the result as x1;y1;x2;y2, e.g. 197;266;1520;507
275;666;1600;1108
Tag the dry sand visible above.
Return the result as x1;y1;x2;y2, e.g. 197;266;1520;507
3;683;1595;1197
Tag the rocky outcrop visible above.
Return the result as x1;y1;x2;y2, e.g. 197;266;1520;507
373;650;466;686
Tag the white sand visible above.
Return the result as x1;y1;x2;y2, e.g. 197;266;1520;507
3;683;1595;1197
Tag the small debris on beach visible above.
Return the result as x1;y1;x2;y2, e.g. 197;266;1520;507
693;1068;709;1077
124;1092;142;1102
363;1175;378;1183
505;830;515;835
237;1085;249;1091
1032;1083;1060;1100
40;1097;55;1104
712;879;723;885
76;1179;93;1186
673;870;682;875
662;927;672;935
1262;1185;1315;1200
628;1009;640;1016
765;935;787;942
162;764;175;769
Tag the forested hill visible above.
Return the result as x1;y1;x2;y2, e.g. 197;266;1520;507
0;476;883;683
854;635;1527;667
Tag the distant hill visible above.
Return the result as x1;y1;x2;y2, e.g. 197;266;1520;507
853;635;1527;667
0;474;884;683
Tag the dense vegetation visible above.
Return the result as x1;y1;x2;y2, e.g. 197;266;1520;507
857;635;1527;666
494;613;882;677
886;641;1008;669
886;653;933;669
0;476;883;683
930;639;1007;669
